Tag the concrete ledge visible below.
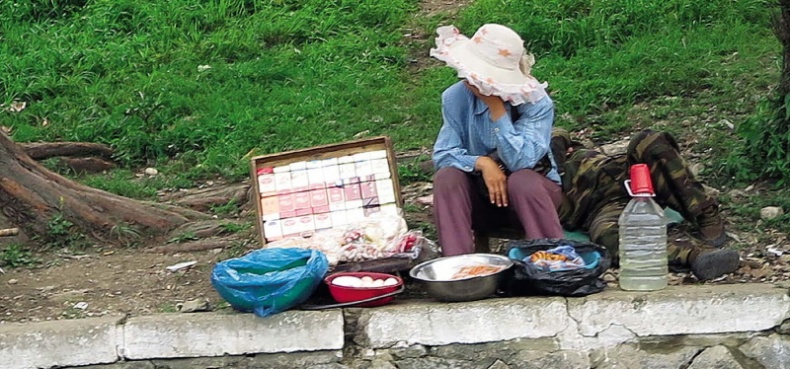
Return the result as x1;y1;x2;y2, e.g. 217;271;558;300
122;310;344;359
0;316;123;369
567;284;790;337
2;284;789;369
353;297;568;347
354;284;790;350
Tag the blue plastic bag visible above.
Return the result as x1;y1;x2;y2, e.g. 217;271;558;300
211;248;328;317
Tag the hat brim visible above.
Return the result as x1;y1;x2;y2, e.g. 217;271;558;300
429;25;547;105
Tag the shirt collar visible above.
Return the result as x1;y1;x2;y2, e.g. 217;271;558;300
471;93;488;116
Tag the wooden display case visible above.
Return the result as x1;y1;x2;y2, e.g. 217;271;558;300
249;136;403;246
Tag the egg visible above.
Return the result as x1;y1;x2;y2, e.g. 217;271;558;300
332;276;362;288
383;277;398;286
361;276;374;285
371;279;385;287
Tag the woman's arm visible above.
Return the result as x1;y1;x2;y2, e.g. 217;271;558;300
491;96;554;171
432;96;480;172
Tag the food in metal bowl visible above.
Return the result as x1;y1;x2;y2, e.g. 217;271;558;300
409;253;513;302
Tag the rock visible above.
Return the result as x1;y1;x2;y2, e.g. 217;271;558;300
702;184;720;198
739;333;790;369
511;350;589;369
368;359;397;369
7;279;17;285
487;360;511;369
689;163;703;177
389;345;427;359
395;357;480;369
718;119;735;131
727;189;749;199
688;345;743;369
592;345;699;369
600;139;629;156
144;167;159;176
760;206;784;220
750;265;774;279
178;299;210;313
73;301;88;310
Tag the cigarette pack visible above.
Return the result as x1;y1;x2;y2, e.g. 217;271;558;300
273;166;292;194
257;167;276;196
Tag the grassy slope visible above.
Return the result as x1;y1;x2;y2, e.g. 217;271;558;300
1;0;427;181
1;0;787;239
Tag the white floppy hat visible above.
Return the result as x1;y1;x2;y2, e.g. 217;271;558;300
430;24;548;105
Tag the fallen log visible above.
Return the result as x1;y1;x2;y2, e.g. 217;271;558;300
0;228;19;237
60;157;117;174
20;142;115;161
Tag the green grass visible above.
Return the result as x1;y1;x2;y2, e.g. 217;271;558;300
1;0;788;236
2;0;421;181
0;243;41;269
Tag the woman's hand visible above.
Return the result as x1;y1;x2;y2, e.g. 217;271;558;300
463;81;506;120
477;94;507;120
475;156;508;207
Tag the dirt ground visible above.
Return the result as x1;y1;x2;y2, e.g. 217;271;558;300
3;0;790;324
0;181;436;323
0;247;228;322
2;176;789;324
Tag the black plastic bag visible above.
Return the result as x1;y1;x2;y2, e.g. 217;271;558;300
504;238;611;297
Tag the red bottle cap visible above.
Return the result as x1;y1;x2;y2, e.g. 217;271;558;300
629;164;654;195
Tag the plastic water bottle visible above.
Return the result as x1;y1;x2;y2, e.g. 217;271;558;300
617;164;668;291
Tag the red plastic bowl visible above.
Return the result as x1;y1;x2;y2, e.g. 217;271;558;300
325;272;403;307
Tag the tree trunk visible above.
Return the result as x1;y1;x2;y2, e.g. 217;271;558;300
776;0;790;97
0;131;196;246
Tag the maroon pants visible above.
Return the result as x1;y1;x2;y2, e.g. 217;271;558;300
433;167;564;256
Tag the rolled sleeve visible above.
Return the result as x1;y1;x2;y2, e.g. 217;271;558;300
433;124;478;172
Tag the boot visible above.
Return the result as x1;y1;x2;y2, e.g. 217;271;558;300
695;205;728;248
668;241;740;281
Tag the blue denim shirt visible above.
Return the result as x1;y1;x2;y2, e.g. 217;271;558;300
432;81;561;184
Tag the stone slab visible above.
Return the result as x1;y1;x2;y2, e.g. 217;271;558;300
122;310;344;359
592;345;701;369
688;345;743;369
567;284;790;337
0;316;123;369
354;297;568;348
739;333;790;369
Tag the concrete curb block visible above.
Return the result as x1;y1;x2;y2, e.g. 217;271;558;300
122;310;344;359
353;297;568;347
353;284;790;350
1;284;788;369
0;316;123;369
568;284;790;337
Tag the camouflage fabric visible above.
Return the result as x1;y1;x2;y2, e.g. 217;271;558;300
552;128;717;257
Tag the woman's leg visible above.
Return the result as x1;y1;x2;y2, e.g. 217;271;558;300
506;169;564;239
433;167;477;256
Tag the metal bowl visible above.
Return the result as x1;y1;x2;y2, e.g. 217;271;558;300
409;253;513;302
